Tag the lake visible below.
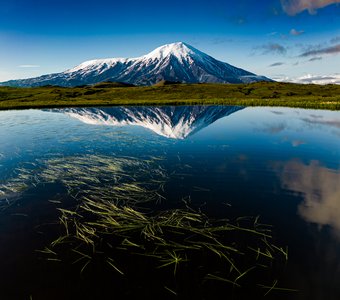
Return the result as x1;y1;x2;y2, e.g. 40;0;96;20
0;105;340;300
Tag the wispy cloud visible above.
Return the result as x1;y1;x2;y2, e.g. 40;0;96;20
290;28;304;36
258;43;287;55
299;44;340;57
269;62;285;67
308;57;322;62
267;32;278;36
18;64;40;68
330;36;340;44
281;0;340;15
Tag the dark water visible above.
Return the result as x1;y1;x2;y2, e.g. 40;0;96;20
0;106;340;300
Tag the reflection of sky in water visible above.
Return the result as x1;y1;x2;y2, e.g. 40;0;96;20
1;106;339;210
1;106;340;299
1;106;340;224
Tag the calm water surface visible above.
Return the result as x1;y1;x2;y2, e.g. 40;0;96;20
0;106;339;300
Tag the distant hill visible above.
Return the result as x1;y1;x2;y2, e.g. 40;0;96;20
153;80;182;86
0;42;271;87
92;82;135;88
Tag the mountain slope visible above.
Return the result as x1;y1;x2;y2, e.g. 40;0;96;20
54;105;244;139
1;42;271;87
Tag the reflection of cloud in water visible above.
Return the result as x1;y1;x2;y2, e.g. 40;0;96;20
301;116;340;137
291;140;306;147
260;123;286;134
302;118;340;129
237;154;248;161
271;110;284;115
281;136;306;147
276;159;340;237
309;114;323;119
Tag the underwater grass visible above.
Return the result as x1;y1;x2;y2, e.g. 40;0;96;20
27;155;290;296
0;155;166;211
46;191;291;296
1;154;293;296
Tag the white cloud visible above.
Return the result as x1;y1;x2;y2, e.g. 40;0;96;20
281;0;340;15
290;28;304;36
18;65;40;68
276;73;340;84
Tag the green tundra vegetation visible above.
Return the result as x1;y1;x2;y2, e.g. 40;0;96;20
0;81;339;110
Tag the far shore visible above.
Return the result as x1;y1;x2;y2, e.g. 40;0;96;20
0;82;339;110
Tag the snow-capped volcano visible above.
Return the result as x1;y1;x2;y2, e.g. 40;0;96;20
1;42;271;87
142;42;209;62
53;105;244;139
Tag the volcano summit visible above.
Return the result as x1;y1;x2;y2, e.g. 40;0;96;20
1;42;271;87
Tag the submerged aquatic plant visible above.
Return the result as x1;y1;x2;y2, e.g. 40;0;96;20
28;154;291;297
48;195;291;297
0;154;166;210
1;153;292;296
0;168;32;211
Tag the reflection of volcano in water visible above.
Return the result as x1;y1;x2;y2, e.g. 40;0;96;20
60;106;244;139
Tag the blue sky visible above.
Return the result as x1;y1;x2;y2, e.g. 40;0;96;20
1;0;340;83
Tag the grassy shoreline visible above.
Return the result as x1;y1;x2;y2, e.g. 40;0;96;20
1;82;339;110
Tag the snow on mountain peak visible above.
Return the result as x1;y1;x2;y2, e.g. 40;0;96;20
65;42;202;73
65;57;131;74
1;41;272;87
143;42;205;61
